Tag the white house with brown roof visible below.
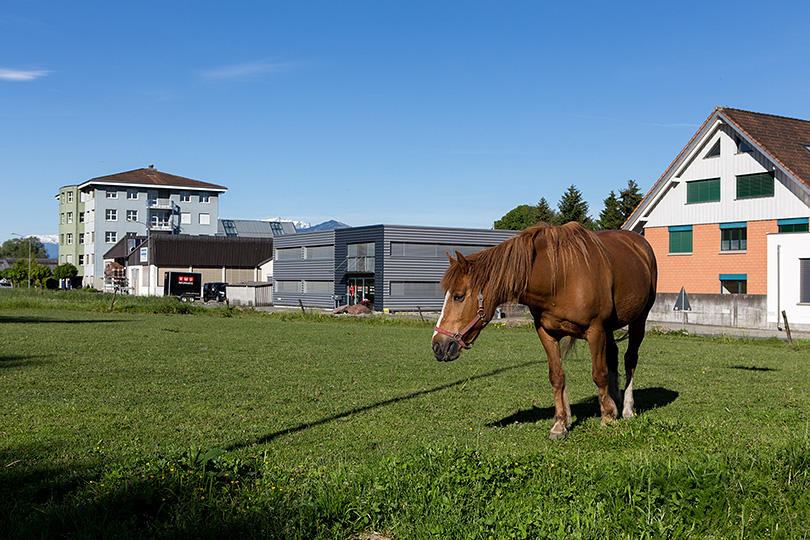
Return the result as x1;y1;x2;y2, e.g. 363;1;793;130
56;166;227;289
625;107;810;331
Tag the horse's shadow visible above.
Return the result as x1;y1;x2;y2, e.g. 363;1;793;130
487;387;679;430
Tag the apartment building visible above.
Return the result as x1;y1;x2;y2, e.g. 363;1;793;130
57;166;226;289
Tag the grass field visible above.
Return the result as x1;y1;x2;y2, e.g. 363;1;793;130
2;290;810;538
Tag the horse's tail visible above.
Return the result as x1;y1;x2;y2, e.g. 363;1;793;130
561;336;578;359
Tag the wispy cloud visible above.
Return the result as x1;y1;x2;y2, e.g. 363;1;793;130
199;61;292;81
0;68;51;82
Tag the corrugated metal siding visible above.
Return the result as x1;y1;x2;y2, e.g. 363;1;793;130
381;225;517;311
273;230;336;308
270;225;518;311
151;235;273;267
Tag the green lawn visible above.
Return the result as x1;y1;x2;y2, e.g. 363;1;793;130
2;295;810;538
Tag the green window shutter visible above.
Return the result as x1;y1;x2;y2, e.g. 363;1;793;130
736;173;774;199
687;178;720;203
669;226;693;253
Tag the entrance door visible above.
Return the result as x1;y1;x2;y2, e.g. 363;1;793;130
347;277;375;306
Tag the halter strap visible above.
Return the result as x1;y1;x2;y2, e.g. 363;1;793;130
434;293;487;349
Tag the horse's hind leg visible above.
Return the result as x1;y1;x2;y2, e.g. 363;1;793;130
587;327;619;426
537;326;571;440
605;330;621;412
622;318;646;419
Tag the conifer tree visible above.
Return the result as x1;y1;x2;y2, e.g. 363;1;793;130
553;185;594;229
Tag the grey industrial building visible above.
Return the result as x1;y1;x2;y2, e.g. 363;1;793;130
272;224;518;311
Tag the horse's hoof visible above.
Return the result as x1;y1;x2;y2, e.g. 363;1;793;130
549;429;568;440
622;408;636;419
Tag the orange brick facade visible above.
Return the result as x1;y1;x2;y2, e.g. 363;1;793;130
645;220;776;294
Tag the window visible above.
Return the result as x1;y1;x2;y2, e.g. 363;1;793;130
180;192;191;203
390;242;490;258
777;218;809;233
106;209;118;221
736;138;752;153
200;193;210;203
669;226;693;254
720;222;747;251
276;247;301;261
275;280;300;293
736;172;774;199
800;260;810;303
79;233;84;245
304;281;333;293
78;254;84;266
222;219;238;236
106;190;118;199
390;281;443;297
66;212;73;224
704;140;721;158
67;191;73;203
304;245;334;260
270;222;285;236
61;213;65;224
66;233;73;245
686;178;720;203
347;242;375;272
127;190;139;200
66;254;73;264
79;212;85;223
720;274;747;294
181;212;191;224
60;234;64;244
126;210;138;222
105;231;117;243
199;213;210;225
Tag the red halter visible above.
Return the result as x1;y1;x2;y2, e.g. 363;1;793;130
434;293;487;349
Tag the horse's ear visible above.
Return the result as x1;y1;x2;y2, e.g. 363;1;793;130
446;251;456;265
455;251;469;273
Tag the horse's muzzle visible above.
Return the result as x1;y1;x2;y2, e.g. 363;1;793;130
432;336;461;362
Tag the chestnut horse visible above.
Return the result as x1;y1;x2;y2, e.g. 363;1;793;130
432;222;657;439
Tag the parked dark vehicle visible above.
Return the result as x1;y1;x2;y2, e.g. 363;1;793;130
203;282;228;302
163;271;202;302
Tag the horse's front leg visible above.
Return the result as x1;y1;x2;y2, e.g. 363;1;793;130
587;327;619;426
536;327;571;440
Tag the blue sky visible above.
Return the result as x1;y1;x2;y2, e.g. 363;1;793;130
3;1;810;243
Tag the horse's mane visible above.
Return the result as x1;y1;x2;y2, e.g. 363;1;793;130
441;222;610;303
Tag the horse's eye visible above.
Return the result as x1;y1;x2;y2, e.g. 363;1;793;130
453;293;465;302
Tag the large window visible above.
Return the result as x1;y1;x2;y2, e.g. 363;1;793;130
106;209;118;221
126;210;138;222
686;178;720;203
390;242;490;258
105;231;117;243
720;222;747;251
720;274;747;294
778;218;809;233
669;226;693;254
275;280;300;293
199;213;210;225
736;172;774;199
800;260;810;304
304;245;334;260
276;247;301;261
390;281;443;297
105;190;118;199
347;242;375;272
304;281;333;293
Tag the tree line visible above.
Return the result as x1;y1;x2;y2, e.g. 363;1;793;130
0;237;77;288
493;180;644;231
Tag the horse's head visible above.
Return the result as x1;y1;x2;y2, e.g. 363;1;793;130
432;251;488;362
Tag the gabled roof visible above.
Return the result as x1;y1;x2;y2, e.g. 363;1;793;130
624;107;810;231
78;167;227;192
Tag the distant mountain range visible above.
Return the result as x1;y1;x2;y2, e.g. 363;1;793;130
298;220;351;232
35;235;59;259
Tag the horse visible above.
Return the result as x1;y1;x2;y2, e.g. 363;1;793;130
432;222;657;439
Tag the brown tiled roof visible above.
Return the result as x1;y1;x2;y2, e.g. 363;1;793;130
719;107;810;190
624;107;810;229
81;167;227;191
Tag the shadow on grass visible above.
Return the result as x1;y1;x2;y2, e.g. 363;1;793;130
729;365;778;372
0;315;126;324
226;360;544;452
487;387;680;431
0;354;54;369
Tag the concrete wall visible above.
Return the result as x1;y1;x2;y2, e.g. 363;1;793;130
647;292;773;330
